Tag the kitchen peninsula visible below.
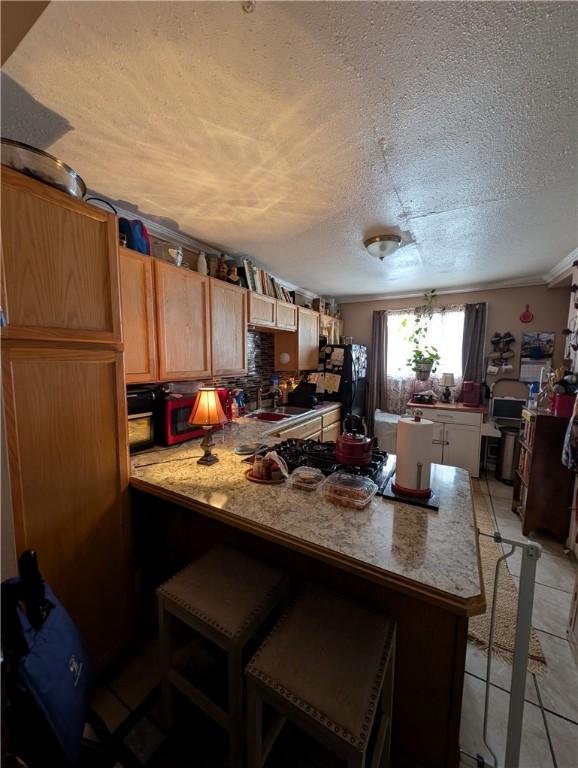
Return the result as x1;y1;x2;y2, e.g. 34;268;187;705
131;403;485;768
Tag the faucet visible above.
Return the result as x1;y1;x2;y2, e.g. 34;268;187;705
271;386;282;408
257;385;282;410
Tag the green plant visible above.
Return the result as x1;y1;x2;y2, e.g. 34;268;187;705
405;290;441;376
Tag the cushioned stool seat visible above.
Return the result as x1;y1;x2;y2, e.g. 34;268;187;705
246;586;396;768
157;547;286;642
157;547;288;768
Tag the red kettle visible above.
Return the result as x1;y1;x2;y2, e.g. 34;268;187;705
336;414;375;467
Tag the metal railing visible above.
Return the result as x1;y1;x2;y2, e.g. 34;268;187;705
461;532;542;768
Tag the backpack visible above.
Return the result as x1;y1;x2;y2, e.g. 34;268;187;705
118;217;151;254
2;574;89;764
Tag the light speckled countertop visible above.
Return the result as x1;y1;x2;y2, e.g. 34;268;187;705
131;403;485;616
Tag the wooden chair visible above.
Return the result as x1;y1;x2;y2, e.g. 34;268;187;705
246;586;396;768
156;547;288;768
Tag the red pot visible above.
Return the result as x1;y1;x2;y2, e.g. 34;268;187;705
336;415;374;467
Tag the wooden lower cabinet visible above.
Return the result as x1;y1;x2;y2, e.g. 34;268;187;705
154;260;211;380
277;415;323;440
512;411;572;541
210;279;247;375
444;423;480;477
2;344;134;668
431;421;445;464
120;247;157;383
424;408;481;477
322;421;340;443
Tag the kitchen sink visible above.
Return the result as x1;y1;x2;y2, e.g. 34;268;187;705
247;405;314;421
268;406;313;415
251;412;289;421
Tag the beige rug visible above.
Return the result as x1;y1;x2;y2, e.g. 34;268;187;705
469;481;546;673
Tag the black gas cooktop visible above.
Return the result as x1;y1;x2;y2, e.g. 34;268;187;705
254;439;388;482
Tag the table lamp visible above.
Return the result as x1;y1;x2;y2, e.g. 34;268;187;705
188;388;227;465
440;373;455;403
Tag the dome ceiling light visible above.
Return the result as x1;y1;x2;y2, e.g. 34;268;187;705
363;234;402;261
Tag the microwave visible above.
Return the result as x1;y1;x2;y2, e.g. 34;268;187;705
127;388;157;454
157;388;233;447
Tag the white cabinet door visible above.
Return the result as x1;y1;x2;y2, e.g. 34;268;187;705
431;422;445;464
443;423;480;477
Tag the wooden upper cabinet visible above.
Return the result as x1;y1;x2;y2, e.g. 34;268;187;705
298;307;320;370
0;167;121;344
276;300;297;331
2;344;133;669
248;292;276;328
119;247;157;383
154;260;211;380
275;307;320;371
210;279;247;376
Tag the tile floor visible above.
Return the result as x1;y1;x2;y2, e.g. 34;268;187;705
460;472;578;768
88;472;578;768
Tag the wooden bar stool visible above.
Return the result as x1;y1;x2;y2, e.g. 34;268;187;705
156;547;288;768
246;586;396;768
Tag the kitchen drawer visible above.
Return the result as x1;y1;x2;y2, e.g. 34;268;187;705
322;407;341;428
322;422;340;443
277;415;323;440
425;408;482;428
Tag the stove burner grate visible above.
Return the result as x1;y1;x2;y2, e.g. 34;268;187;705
256;438;388;482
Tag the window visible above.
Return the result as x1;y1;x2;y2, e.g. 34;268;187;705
387;306;465;379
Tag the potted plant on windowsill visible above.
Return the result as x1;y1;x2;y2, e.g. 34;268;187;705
405;290;441;381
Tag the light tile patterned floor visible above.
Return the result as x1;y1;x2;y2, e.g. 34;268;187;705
89;471;577;767
460;472;578;768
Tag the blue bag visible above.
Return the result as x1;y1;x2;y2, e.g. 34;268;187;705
4;577;89;764
118;217;151;254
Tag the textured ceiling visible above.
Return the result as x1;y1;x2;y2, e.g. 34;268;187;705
2;1;577;298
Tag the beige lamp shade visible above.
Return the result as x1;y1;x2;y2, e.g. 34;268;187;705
188;388;227;426
440;373;455;387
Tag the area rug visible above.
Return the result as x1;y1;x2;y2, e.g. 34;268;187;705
469;481;546;673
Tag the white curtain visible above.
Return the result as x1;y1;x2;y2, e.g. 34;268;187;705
385;306;465;414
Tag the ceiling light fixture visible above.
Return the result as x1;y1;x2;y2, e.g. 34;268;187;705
363;234;402;261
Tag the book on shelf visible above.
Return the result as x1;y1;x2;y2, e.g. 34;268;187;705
240;259;295;303
520;484;527;512
271;277;283;301
242;258;255;292
240;262;252;292
521;418;535;448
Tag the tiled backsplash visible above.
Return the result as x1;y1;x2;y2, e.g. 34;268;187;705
129;330;296;407
212;330;277;405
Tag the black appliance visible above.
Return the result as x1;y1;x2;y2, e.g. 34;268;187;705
319;343;368;418
411;393;435;405
251;439;387;483
288;380;318;408
127;387;157;453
